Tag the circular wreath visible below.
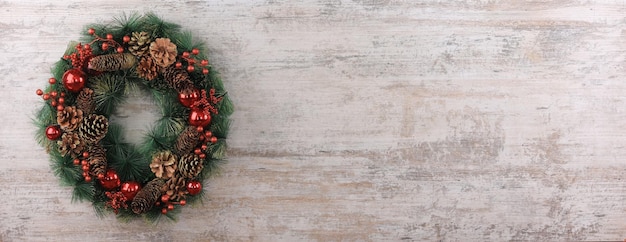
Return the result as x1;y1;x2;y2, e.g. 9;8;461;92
33;13;233;222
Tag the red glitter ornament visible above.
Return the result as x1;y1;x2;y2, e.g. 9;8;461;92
186;180;202;195
62;68;86;93
100;169;121;190
120;181;141;201
45;125;61;140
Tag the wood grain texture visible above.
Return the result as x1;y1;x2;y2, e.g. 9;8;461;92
1;0;625;241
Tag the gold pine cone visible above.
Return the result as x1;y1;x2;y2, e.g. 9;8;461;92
149;38;177;67
57;132;84;158
150;151;177;179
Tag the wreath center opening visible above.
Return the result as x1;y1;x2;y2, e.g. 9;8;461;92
108;90;159;146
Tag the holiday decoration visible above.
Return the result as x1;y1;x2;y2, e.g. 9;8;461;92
120;181;141;201
34;13;232;223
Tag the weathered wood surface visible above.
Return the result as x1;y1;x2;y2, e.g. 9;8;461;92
1;0;625;241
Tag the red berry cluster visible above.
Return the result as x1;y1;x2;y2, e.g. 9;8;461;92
156;194;186;214
192;89;222;115
176;48;210;74
105;191;129;214
194;126;218;160
87;28;126;53
63;43;94;70
35;78;67;111
73;151;94;182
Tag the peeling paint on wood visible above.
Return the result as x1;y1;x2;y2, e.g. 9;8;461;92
1;0;625;241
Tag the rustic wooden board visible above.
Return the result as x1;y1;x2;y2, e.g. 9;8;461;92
1;0;625;241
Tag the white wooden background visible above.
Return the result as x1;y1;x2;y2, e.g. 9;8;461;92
1;0;625;241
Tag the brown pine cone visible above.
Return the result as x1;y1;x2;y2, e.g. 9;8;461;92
136;56;159;81
178;154;204;179
128;31;151;57
88;53;137;72
78;114;109;144
162;65;193;92
161;174;188;202
57;132;84;158
57;106;83;132
87;144;107;178
149;38;177;67
131;178;164;214
150;151;177;179
173;126;201;156
75;88;95;115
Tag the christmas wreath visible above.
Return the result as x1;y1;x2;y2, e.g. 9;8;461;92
33;13;233;222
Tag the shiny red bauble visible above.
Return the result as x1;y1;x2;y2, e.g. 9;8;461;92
62;68;86;93
100;169;121;190
178;88;200;108
189;108;211;127
186;180;202;195
45;125;62;140
120;181;141;200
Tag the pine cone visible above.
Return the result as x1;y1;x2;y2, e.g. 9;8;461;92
150;151;177;179
57;106;83;132
78;114;109;144
161;174;188;202
76;88;95;115
136;56;159;81
87;144;107;178
178;154;204;179
88;53;137;72
149;38;177;67
131;178;164;214
57;132;84;158
173;126;201;156
128;31;151;57
162;65;193;92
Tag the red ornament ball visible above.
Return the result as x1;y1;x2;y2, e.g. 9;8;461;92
186;180;202;195
100;169;121;190
178;88;200;108
62;68;86;93
189;108;211;127
120;181;141;200
45;125;61;140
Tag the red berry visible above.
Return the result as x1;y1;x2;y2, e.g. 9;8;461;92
168;204;174;210
200;60;209;66
192;48;199;55
101;43;109;50
49;78;57;84
81;160;88;166
117;46;124;53
58;97;65;104
42;94;50;100
199;153;206;159
179;200;186;206
50;91;57;97
187;59;195;65
210;136;218;144
161;208;168;214
123;35;130;43
73;159;80;165
82;172;88;177
97;173;104;180
85;176;92;182
36;89;43;95
187;65;195;72
202;68;209;75
175;62;182;68
56;105;64;111
196;126;203;132
50;100;57;107
201;144;208;150
106;33;113;40
204;131;212;138
161;194;170;203
194;148;202;155
82;165;90;171
182;51;190;58
84;44;91;50
83;151;89;158
88;28;95;35
60;92;66;97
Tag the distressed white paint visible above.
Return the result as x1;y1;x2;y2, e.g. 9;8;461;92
0;0;625;241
